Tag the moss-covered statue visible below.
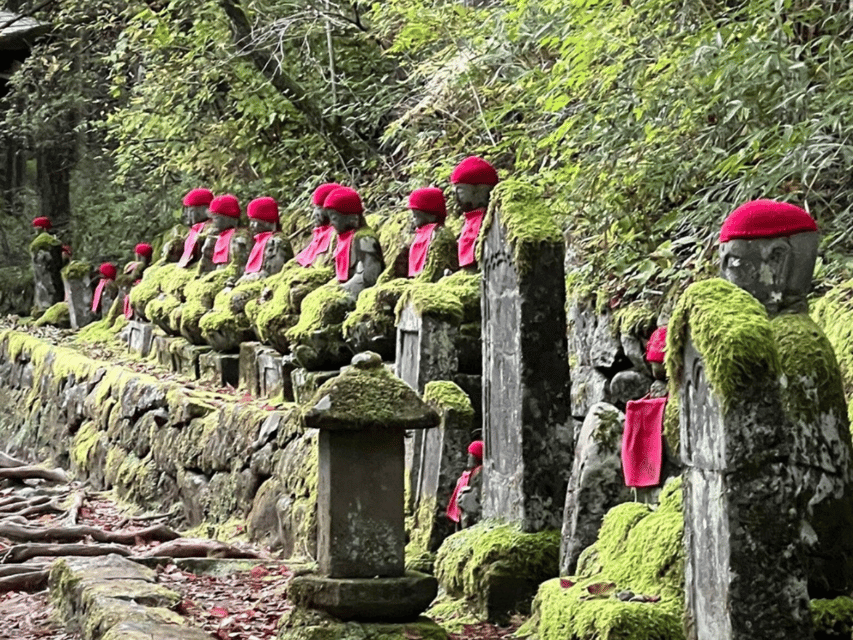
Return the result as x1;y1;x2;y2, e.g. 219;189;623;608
446;440;484;530
246;183;340;354
343;187;459;359
451;156;500;271
719;199;853;597
92;262;118;319
199;196;294;352
288;187;384;370
121;243;153;320
177;194;253;344
129;187;212;322
29;216;64;317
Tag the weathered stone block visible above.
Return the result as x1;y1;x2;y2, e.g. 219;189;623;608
238;341;262;396
258;349;285;398
570;365;609;420
127;321;155;358
292;367;338;404
198;351;239;387
171;340;211;379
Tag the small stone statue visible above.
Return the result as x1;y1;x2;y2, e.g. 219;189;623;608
239;196;293;283
447;440;484;530
92;262;118;318
176;188;213;268
450;156;499;270
197;194;248;275
287;187;384;370
294;183;340;268
122;243;153;319
29;216;64;317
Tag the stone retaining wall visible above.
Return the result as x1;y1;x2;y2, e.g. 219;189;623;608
0;330;317;558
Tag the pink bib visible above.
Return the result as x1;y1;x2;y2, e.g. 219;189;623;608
92;278;108;313
123;279;141;319
458;209;485;267
446;466;481;523
212;227;236;265
178;222;207;267
622;395;667;488
245;231;273;274
296;224;335;267
334;229;356;282
408;223;439;277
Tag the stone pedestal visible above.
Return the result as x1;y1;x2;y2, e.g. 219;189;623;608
239;342;262;396
63;262;96;330
199;352;239;387
292;352;440;622
292;368;338;404
128;321;155;358
152;335;173;369
481;208;570;531
172;339;211;379
258;349;290;399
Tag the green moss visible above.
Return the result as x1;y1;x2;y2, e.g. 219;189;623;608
665;278;780;408
425;594;483;633
285;282;354;344
61;260;92;281
415;224;459;284
29;231;61;254
395;270;481;324
811;597;853;637
146;294;181;328
613;301;657;337
423;381;475;427
341;278;410;341
812;282;853;400
33;302;70;328
254;264;335;346
477;179;562;274
70;421;101;472
278;609;447;640
128;264;167;314
434;520;560;600
161;263;197;297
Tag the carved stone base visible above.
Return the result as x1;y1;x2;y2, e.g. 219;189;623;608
172;340;211;379
128;321;155;358
288;572;438;622
199;352;239;387
277;609;446;640
238;342;262;396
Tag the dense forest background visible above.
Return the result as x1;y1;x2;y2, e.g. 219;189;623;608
3;0;853;312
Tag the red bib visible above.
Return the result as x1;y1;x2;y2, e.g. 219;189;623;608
178;222;207;267
458;209;485;267
245;231;273;274
334;229;356;282
123;279;141;319
92;278;109;313
212;228;236;265
622;395;667;488
408;223;439;277
296;224;335;267
446;466;481;523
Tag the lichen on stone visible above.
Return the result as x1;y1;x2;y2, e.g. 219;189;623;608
423;381;475;428
29;231;61;255
61;260;92;281
811;596;853;637
34;302;70;328
285;282;354;344
395;270;481;324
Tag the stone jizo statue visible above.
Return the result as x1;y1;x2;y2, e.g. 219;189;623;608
176;188;213;267
326;187;383;297
294;183;340;268
30;216;64;315
92;262;118;317
447;440;483;530
240;196;292;283
197;194;247;275
450;156;499;269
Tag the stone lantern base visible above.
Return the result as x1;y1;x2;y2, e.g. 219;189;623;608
277;602;446;640
288;571;438;622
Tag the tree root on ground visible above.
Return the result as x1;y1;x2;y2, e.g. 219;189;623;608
0;522;180;545
135;538;263;560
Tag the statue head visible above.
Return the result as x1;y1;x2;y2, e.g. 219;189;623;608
719;200;819;316
312;183;342;228
134;243;153;265
99;262;117;281
182;188;213;226
646;326;667;381
451;156;499;213
32;217;52;235
208;194;241;232
467;440;484;469
324;187;365;234
247;196;279;235
407;187;447;231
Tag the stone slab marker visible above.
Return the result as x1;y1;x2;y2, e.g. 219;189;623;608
480;205;570;531
62;261;96;330
289;351;440;622
127;321;154;358
674;281;813;639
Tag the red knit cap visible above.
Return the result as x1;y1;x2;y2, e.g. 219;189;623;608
467;440;484;461
646;327;667;364
408;187;447;218
32;217;51;231
182;188;214;207
62;245;72;257
247;197;279;224
312;183;343;206
720;200;817;243
324;187;363;215
209;194;241;218
99;263;117;280
451;156;499;186
135;243;153;259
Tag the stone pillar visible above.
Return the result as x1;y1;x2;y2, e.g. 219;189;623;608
480;208;570;531
238;342;262;396
289;352;440;622
677;312;813;637
127;321;154;358
62;261;96;330
31;239;64;314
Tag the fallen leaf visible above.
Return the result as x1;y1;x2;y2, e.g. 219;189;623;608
211;606;229;618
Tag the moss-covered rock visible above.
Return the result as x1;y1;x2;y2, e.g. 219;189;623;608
277;607;448;640
811;596;853;638
285;282;355;344
62;260;92;282
423;381;475;427
30;231;62;254
395;270;481;325
34;301;71;328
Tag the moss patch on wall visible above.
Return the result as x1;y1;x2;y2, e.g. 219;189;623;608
61;260;92;281
811;596;853;637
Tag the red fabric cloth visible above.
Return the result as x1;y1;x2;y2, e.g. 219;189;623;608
123;293;132;319
124;262;136;274
334;229;356;282
312;183;343;206
467;440;484;460
408;188;446;218
99;263;117;280
92;279;108;313
408;223;439;277
247;197;279;224
135;243;153;259
210;194;241;218
325;187;363;215
212;227;236;264
720;199;817;242
458;209;485;267
622;396;667;488
295;224;335;267
178;221;207;267
183;188;213;207
32;217;51;230
646;327;667;363
446;466;482;523
245;231;273;274
451;157;499;185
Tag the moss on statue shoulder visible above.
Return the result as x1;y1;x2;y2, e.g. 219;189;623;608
254;264;335;340
342;278;410;340
29;232;61;255
476;179;562;274
395;270;481;324
665;278;779;409
34;302;70;328
423;381;475;426
812;282;853;404
285;283;354;343
62;260;92;281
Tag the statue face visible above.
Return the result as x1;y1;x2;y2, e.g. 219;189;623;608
328;210;362;234
454;183;493;213
410;209;440;232
211;214;238;232
719;231;818;315
312;205;330;227
249;219;276;235
264;239;288;275
183;205;209;226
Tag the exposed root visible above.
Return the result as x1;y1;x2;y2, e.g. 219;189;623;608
135;538;263;560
